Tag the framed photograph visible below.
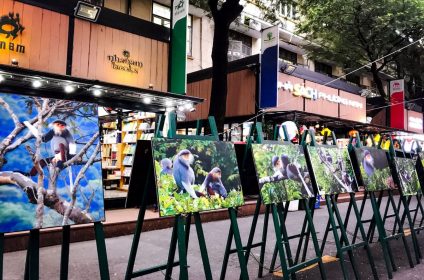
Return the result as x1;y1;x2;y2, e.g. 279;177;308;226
0;93;104;233
352;147;395;192
306;145;358;195
251;142;314;205
152;138;244;217
393;157;421;196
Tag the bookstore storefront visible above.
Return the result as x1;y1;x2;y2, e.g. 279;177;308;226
0;0;202;208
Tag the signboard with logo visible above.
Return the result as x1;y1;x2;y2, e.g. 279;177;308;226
107;50;143;74
406;110;423;133
170;0;188;94
260;25;279;108
0;0;69;74
390;79;405;130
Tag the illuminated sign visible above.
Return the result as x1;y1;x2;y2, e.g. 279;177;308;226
107;50;143;74
0;13;25;54
409;116;423;130
280;81;363;109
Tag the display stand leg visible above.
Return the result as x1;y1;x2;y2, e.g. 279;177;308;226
176;215;189;280
229;208;249;280
60;225;71;280
276;205;296;280
295;199;315;264
349;193;379;280
220;222;233;280
0;233;3;280
400;195;422;263
24;229;39;280
369;192;395;278
165;217;179;280
340;196;353;247
271;204;289;280
269;201;290;273
367;191;384;243
258;205;270;278
193;213;213;280
352;191;368;244
94;222;110;280
390;195;403;235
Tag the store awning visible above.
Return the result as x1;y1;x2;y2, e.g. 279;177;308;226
0;64;203;112
264;110;400;134
280;62;363;95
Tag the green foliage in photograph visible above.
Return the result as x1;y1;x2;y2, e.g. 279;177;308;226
307;146;357;195
252;143;313;205
394;158;422;196
152;139;244;217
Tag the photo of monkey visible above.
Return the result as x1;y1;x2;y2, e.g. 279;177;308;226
393;157;421;196
152;139;244;217
251;143;314;205
0;92;104;233
352;147;395;192
307;146;358;195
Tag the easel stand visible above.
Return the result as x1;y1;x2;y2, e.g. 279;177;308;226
349;136;418;279
222;123;326;280
301;130;378;280
125;113;247;279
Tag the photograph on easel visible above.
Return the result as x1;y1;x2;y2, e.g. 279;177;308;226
152;138;244;217
307;145;358;195
251;143;314;204
0;92;104;233
352;147;396;192
393;157;422;196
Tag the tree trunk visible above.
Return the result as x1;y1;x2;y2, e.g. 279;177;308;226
208;19;230;135
371;62;387;99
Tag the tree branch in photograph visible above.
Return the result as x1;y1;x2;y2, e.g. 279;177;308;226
64;132;100;167
0;172;93;224
62;142;100;225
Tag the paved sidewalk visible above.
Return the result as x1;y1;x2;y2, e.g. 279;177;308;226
3;196;424;279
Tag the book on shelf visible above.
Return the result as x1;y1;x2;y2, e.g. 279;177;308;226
123;133;137;143
102;122;117;129
122;121;138;132
123;167;132;177
103;132;118;144
140;133;154;140
123;144;136;154
123;156;134;166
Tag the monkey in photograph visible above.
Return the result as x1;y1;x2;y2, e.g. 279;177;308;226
173;149;204;198
160;158;173;175
362;150;376;177
201;167;228;198
281;154;314;196
272;155;284;178
26;120;76;176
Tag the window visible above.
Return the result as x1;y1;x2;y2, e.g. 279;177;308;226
279;48;297;65
187;15;193;56
152;2;170;28
228;30;252;61
279;4;298;20
315;61;333;76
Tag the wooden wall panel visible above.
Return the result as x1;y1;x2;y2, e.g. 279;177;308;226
186;69;256;121
72;19;169;91
0;0;68;74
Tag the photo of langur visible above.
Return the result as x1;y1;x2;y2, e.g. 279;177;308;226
252;143;313;204
153;139;244;217
394;157;421;196
25;119;77;176
307;146;357;195
354;148;395;192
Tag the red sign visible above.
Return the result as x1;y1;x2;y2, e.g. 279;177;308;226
390;79;405;130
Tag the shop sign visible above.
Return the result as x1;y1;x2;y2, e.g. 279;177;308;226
280;81;363;109
0;13;25;54
390;79;405;130
107;50;143;74
409;116;423;130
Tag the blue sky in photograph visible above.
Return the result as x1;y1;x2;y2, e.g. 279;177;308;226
0;93;104;233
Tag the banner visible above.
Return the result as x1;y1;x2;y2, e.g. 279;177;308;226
390;79;405;130
260;25;279;108
170;0;188;94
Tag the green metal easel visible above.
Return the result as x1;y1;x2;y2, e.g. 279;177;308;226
125;112;248;280
309;130;379;280
350;133;415;279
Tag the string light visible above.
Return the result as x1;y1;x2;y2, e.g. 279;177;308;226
32;80;42;88
64;84;75;93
